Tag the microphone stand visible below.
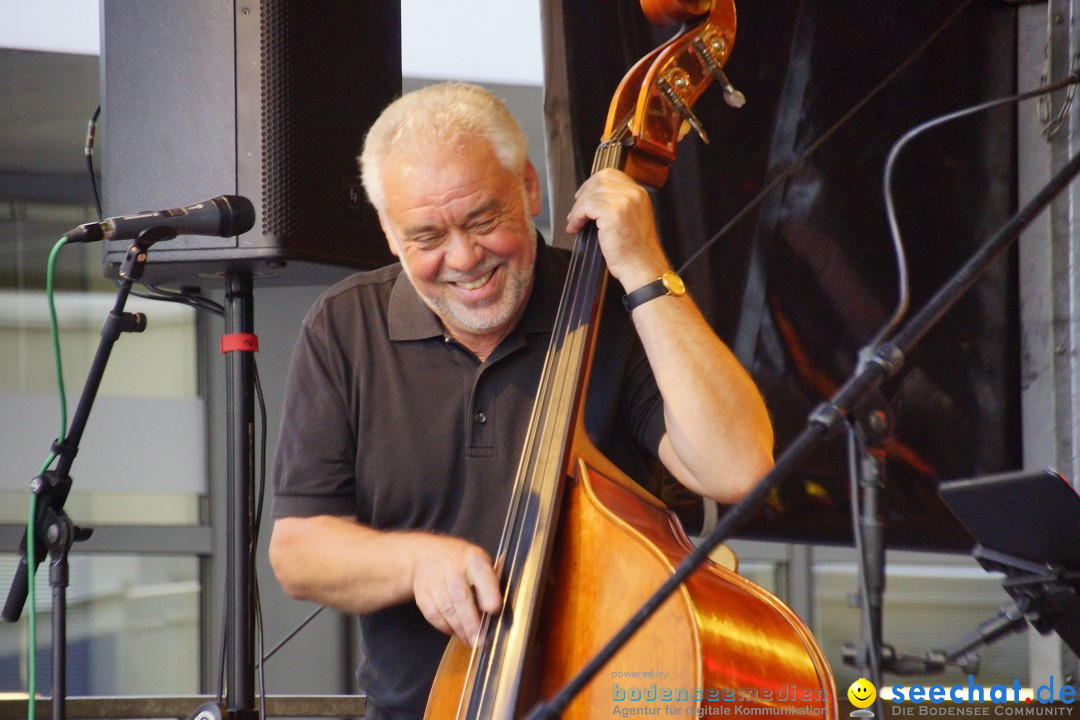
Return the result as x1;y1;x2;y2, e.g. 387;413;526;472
842;397;1010;709
846;398;890;700
524;145;1080;719
1;227;174;720
843;397;962;714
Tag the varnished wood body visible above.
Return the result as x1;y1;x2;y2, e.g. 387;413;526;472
427;433;837;718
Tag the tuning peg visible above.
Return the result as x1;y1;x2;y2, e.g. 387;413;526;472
691;36;746;109
657;75;710;144
716;69;746;109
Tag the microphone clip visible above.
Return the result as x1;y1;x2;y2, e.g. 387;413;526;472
117;226;178;280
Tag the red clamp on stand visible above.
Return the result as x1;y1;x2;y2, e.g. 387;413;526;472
220;333;259;354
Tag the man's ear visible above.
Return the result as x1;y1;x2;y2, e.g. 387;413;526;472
378;212;401;258
523;160;542;217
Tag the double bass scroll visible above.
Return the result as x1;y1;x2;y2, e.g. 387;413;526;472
603;0;741;188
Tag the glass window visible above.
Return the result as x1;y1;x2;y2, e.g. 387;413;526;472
0;554;201;695
1;49;206;697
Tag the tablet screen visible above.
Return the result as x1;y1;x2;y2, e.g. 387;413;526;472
938;469;1080;568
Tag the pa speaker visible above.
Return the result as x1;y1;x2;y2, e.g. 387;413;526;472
101;0;401;287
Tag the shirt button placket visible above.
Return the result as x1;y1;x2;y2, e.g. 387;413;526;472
468;365;496;454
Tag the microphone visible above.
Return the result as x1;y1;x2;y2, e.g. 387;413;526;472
65;194;256;243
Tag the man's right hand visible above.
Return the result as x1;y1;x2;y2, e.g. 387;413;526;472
269;515;502;646
406;533;503;645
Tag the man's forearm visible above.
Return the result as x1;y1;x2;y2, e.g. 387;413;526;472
632;292;774;503
269;514;502;642
269;515;417;613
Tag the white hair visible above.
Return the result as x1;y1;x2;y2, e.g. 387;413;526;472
359;82;529;213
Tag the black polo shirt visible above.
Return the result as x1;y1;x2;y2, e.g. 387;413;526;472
272;236;665;719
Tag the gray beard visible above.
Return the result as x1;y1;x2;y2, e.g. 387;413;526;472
391;190;538;336
424;258;535;334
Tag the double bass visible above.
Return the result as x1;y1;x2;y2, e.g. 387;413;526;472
426;1;839;717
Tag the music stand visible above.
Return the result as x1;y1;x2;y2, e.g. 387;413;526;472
939;469;1080;655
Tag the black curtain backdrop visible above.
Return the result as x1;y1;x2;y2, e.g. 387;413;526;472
557;0;1019;551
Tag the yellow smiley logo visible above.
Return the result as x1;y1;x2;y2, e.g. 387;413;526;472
847;678;877;708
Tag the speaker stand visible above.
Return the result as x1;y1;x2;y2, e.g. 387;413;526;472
223;270;258;720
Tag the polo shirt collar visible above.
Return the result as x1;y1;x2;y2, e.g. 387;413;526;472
388;268;443;341
388;232;563;343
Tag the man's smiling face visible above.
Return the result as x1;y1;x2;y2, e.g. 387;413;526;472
378;136;541;355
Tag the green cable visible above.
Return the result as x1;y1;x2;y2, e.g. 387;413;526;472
47;237;69;435
27;236;71;719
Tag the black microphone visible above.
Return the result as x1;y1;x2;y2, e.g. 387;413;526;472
65;194;255;243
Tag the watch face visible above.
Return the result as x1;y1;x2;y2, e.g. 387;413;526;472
661;271;686;295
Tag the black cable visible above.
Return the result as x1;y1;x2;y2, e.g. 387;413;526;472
256;575;267;720
871;70;1080;350
114;279;227;317
260;605;326;665
254;361;267;543
245;311;324;712
145;284;226;316
85;106;103;221
254;360;268;718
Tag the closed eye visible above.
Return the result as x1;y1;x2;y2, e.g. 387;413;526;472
405;232;446;248
467;217;499;234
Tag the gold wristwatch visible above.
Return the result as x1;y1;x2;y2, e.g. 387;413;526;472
622;270;686;312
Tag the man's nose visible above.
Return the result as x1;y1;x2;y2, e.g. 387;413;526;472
444;229;483;269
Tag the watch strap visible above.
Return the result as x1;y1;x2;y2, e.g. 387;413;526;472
622;278;670;312
621;271;685;312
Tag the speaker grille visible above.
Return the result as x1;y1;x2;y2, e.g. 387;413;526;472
260;1;299;236
259;1;388;242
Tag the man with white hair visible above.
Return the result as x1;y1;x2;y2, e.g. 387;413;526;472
269;82;773;720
